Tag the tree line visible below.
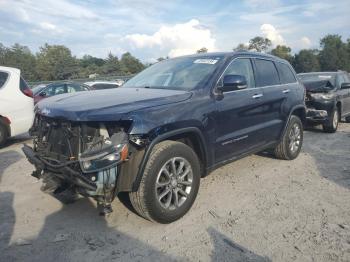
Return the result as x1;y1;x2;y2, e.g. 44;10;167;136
0;43;145;81
231;34;350;73
0;34;349;82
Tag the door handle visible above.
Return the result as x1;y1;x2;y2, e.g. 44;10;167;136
282;89;290;94
252;94;263;99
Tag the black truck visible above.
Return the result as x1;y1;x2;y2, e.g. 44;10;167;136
23;52;306;223
298;71;350;132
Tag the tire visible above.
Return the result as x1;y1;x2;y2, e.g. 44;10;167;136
129;140;201;223
274;115;303;160
0;122;8;147
323;108;339;133
345;116;350;123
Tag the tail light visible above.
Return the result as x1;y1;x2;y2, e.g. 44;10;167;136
3;116;11;125
22;88;33;98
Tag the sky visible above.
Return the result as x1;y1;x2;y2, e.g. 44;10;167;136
0;0;349;62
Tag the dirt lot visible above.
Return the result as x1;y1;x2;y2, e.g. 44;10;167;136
1;124;350;262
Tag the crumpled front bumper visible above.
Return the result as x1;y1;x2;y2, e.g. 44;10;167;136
22;144;97;191
306;108;328;124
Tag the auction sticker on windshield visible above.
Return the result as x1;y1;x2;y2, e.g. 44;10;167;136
193;59;219;64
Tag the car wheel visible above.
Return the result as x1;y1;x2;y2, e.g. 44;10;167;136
129;140;200;223
345;116;350;123
0;122;8;147
323;108;339;133
274;115;303;160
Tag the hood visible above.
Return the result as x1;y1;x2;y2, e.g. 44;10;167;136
303;80;334;93
36;87;192;121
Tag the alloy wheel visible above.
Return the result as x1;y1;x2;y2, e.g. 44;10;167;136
155;157;193;210
289;123;301;154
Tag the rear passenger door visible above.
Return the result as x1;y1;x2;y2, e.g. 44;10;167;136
253;59;294;142
214;58;267;163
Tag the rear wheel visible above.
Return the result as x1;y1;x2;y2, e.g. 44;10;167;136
323;108;339;133
345;116;350;123
274;115;303;160
129;140;200;223
0;122;8;147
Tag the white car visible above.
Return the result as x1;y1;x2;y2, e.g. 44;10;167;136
84;80;124;90
0;66;34;146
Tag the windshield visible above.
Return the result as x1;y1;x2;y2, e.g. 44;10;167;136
298;73;336;87
123;56;224;90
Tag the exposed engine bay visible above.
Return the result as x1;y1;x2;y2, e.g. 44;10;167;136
22;114;141;215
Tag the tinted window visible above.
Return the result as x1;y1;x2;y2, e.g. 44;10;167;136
0;71;9;88
19;77;29;91
277;62;296;84
220;58;255;88
255;59;280;87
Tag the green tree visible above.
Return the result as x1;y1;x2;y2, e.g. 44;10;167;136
271;45;293;63
36;44;78;80
319;34;349;71
102;52;121;75
120;52;145;74
248;37;272;52
293;49;320;73
2;43;38;81
233;43;249;51
197;47;208;53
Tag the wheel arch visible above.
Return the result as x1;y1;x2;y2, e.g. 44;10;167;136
280;105;306;141
131;127;208;192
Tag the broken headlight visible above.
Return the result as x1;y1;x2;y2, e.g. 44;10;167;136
309;93;334;100
79;132;129;173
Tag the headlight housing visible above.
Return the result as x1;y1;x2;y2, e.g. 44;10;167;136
309;93;334;100
79;132;129;173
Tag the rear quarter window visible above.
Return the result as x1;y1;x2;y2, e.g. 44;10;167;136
276;62;297;84
19;77;29;91
0;71;9;88
254;59;280;87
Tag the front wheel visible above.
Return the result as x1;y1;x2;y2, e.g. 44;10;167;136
129;140;200;223
323;108;339;133
274;115;303;160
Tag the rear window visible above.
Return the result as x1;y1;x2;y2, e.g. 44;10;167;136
254;59;280;87
276;62;296;84
0;71;9;88
20;77;29;91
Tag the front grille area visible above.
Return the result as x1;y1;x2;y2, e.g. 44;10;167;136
32;115;81;162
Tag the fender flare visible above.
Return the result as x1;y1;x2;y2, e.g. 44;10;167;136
131;127;208;191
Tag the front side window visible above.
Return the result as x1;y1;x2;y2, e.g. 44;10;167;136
123;55;224;90
219;58;255;89
276;62;296;84
255;59;280;87
0;71;9;88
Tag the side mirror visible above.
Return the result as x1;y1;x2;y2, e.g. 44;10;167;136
39;91;46;97
218;75;247;93
341;83;350;89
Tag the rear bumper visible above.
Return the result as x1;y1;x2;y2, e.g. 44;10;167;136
22;144;97;191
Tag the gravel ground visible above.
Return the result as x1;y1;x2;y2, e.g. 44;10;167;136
0;124;350;262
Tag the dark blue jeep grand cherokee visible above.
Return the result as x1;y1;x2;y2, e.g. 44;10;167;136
23;52;306;223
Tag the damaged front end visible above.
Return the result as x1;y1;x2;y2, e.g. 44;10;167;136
23;115;143;215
